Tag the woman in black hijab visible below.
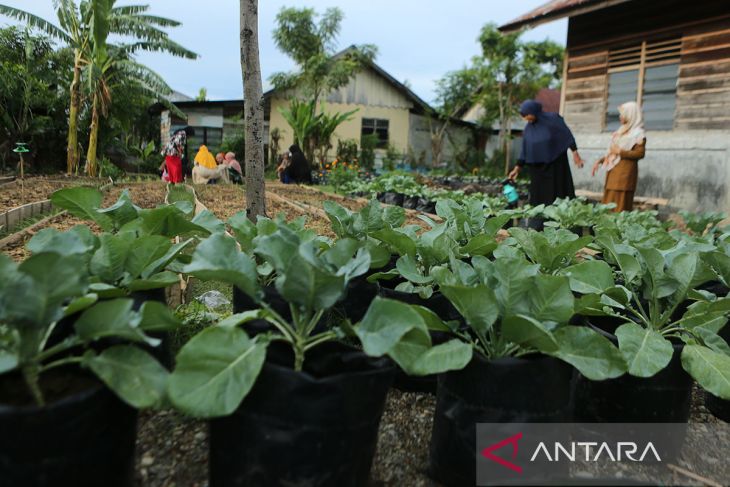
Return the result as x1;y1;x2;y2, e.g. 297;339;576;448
508;100;584;206
286;144;312;184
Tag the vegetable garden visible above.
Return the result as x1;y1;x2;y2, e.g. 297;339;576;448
1;176;729;486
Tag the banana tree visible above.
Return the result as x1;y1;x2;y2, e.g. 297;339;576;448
0;0;196;175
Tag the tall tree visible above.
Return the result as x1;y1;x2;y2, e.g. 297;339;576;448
241;0;265;220
271;7;377;105
0;1;196;174
436;24;563;173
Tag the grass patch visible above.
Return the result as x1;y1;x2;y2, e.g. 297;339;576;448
170;279;234;354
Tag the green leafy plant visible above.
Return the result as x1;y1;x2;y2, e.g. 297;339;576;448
590;232;730;399
430;254;625;380
679;211;727;236
0;251;180;408
168;222;471;417
503;227;591;274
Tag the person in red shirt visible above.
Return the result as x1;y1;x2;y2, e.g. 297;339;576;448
161;126;195;183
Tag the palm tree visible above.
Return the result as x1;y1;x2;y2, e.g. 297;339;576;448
0;0;197;175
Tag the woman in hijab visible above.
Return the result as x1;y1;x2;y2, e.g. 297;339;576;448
194;145;217;169
508;100;585;214
161;126;195;184
286;144;312;184
591;101;646;212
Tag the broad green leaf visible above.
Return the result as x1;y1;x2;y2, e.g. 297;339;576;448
168;326;268;417
137;205;210;237
528;275;575;324
141;238;194;279
0;350;18;374
502;315;559;353
183;233;261;301
27;227;97;256
124;236;172;278
228;211;258;250
127;271;180;291
217;310;266;329
276;254;345;311
97;190;139;230
84;346;168;409
18;253;89;325
0;255;47;326
440;285;498;335
396;254;432;285
561;260;615;294
694;328;730;356
681;345;730;400
356;297;426;356
460;234;498;257
615;322;673;377
412;305;452;332
91;234;133;284
139;301;182;332
551;327;627;380
365;241;391;269
492;257;539;315
74;299;157;346
389;331;472;376
64;294;99;317
50;187;112;231
192;210;225;234
372;228;417;257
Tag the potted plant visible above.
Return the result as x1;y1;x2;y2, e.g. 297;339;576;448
168;226;471;486
427;253;625;486
0;251;178;487
574;233;730;423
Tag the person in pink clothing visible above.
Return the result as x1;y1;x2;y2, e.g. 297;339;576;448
224;152;242;175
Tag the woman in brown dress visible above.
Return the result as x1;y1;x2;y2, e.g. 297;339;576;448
591;101;646;212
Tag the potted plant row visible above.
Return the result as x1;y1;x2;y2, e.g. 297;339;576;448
168;222;472;487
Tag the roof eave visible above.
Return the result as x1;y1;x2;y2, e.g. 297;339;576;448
498;0;633;33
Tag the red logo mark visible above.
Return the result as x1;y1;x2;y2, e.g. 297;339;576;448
481;432;523;474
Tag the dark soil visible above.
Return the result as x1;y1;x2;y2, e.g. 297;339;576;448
0;369;98;408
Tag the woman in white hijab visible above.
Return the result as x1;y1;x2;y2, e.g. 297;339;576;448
591;101;646;212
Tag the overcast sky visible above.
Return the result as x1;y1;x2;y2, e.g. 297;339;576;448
2;1;566;104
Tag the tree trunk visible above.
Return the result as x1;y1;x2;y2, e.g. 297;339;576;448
503;114;512;175
67;51;82;175
240;0;266;221
85;91;99;177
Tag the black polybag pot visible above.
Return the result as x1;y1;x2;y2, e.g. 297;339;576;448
416;198;436;214
335;275;379;323
429;354;573;486
403;195;419;209
381;191;404;207
208;341;395;487
0;376;138;487
574;323;692;424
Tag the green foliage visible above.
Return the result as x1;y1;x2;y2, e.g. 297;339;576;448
279;98;357;165
359;133;378;170
679;211;727;236
327;164;360;194
271;6;377;103
336;138;359;163
382;144;402;171
221;133;245;159
0;26;72;170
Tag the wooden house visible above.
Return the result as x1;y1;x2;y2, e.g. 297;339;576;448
501;0;730;211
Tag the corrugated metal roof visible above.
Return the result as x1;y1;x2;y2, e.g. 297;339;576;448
499;0;633;32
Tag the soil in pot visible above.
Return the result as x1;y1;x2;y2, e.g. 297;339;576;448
208;341;395;487
0;369;138;487
429;354;573;486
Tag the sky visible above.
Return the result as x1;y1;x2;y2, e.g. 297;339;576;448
1;1;567;104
